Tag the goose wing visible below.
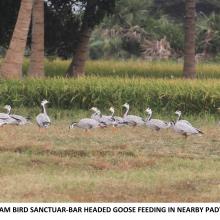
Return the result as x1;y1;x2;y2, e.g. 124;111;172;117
113;116;128;126
177;120;203;134
146;119;170;130
0;119;7;126
10;114;29;125
124;115;145;125
91;112;99;121
114;116;124;122
97;115;115;125
179;119;192;127
78;118;99;129
0;113;10;120
5;117;19;125
36;113;51;127
174;121;201;135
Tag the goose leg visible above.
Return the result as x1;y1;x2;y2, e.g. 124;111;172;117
111;126;117;132
183;133;188;139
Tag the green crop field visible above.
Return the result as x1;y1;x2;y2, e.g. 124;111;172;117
22;59;220;78
0;77;219;114
2;58;220;78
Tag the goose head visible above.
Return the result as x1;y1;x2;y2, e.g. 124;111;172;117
145;107;152;115
109;107;115;114
90;107;99;113
4;105;11;114
175;110;181;117
69;122;77;129
41;99;49;106
122;103;129;110
96;110;101;116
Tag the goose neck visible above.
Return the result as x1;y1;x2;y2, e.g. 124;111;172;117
123;107;129;118
6;108;11;115
146;112;152;121
96;111;102;118
42;104;47;115
176;114;181;123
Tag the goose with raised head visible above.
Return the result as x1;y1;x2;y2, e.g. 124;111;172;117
69;118;106;131
90;107;115;126
36;100;51;128
4;105;29;125
2;105;19;125
145;108;170;131
122;103;145;126
0;106;11;121
0;105;18;125
175;110;192;126
172;110;203;137
109;107;128;127
90;107;100;121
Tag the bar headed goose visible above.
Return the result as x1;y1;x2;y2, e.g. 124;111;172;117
36;100;51;128
122;103;145;126
4;105;29;125
90;107;115;126
69;118;106;131
145;108;170;130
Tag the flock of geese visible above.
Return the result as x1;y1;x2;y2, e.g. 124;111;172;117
70;103;204;137
1;99;218;138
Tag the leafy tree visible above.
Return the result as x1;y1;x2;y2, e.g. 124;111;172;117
45;0;81;58
153;0;220;20
196;12;220;56
109;0;152;27
0;0;20;50
64;0;116;77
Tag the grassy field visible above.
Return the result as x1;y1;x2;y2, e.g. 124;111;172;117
22;59;220;78
2;58;220;78
0;110;219;202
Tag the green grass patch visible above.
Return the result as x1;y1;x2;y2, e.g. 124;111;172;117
2;58;220;78
23;59;220;79
0;77;219;114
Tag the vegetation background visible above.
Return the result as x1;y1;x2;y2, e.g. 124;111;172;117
1;0;220;62
0;0;219;203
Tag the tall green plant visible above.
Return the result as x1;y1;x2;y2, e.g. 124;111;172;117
0;77;219;114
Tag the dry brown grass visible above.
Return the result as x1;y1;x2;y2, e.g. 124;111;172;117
0;121;219;202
